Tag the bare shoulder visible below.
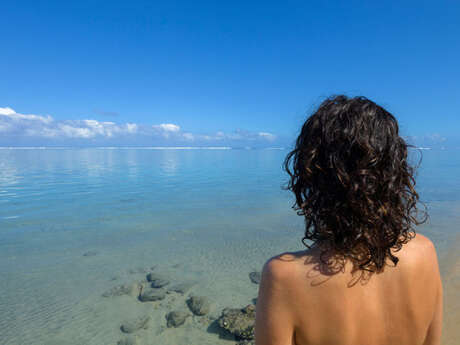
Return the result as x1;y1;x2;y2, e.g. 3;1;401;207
410;233;437;251
393;234;441;287
261;251;306;287
262;251;302;276
398;233;438;264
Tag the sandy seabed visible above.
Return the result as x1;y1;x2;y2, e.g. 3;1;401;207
439;234;460;345
1;224;458;345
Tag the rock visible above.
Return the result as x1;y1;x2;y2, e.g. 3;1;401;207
249;271;261;284
237;341;255;345
151;279;169;288
167;282;195;295
82;250;98;257
146;273;170;288
139;288;166;302
102;283;140;297
120;315;150;333
218;304;256;340
166;311;189;328
187;295;211;316
117;336;137;345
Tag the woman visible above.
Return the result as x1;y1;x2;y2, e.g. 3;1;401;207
255;95;443;345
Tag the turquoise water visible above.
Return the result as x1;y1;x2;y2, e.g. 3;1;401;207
0;148;459;345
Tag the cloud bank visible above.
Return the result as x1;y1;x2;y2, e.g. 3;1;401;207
0;107;280;147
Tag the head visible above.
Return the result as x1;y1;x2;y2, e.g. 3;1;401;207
285;95;427;272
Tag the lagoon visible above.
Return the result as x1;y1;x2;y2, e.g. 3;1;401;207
0;148;458;345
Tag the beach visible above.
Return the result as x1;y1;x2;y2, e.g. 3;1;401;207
0;148;459;345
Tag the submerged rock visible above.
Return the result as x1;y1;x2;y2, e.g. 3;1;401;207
82;250;98;257
120;315;150;333
166;310;190;328
167;282;195;295
218;304;256;340
117;336;138;345
146;272;155;281
146;273;170;288
249;271;261;284
102;283;140;298
139;288;166;302
237;341;255;345
187;295;211;316
151;279;169;288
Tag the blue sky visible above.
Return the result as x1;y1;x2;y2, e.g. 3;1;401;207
1;1;459;147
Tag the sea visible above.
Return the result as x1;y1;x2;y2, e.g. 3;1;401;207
0;147;458;345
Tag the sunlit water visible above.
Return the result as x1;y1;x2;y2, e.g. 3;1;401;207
0;148;459;345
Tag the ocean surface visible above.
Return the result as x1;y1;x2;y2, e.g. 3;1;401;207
0;148;459;345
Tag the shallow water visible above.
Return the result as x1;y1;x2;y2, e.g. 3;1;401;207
0;148;458;345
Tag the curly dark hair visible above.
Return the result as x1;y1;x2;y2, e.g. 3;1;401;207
284;95;427;273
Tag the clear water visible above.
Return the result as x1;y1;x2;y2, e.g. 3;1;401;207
0;148;459;345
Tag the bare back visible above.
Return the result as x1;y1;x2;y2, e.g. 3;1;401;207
255;234;443;345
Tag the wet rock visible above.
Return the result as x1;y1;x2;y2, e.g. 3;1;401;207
146;273;170;288
167;282;195;295
187;295;211;316
166;310;190;328
120;315;150;333
83;250;98;257
237;341;255;345
151;279;169;288
102;283;140;298
117;336;138;345
249;271;261;284
139;288;166;302
218;304;256;340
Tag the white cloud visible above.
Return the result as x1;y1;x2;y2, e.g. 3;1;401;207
258;132;276;141
58;124;94;138
0;108;142;139
0;107;53;124
153;123;180;132
182;132;194;140
126;123;138;133
0;106;280;147
0;123;12;133
152;123;182;138
0;107;16;115
198;129;277;142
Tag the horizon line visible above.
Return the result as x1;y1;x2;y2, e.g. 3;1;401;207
0;146;288;150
